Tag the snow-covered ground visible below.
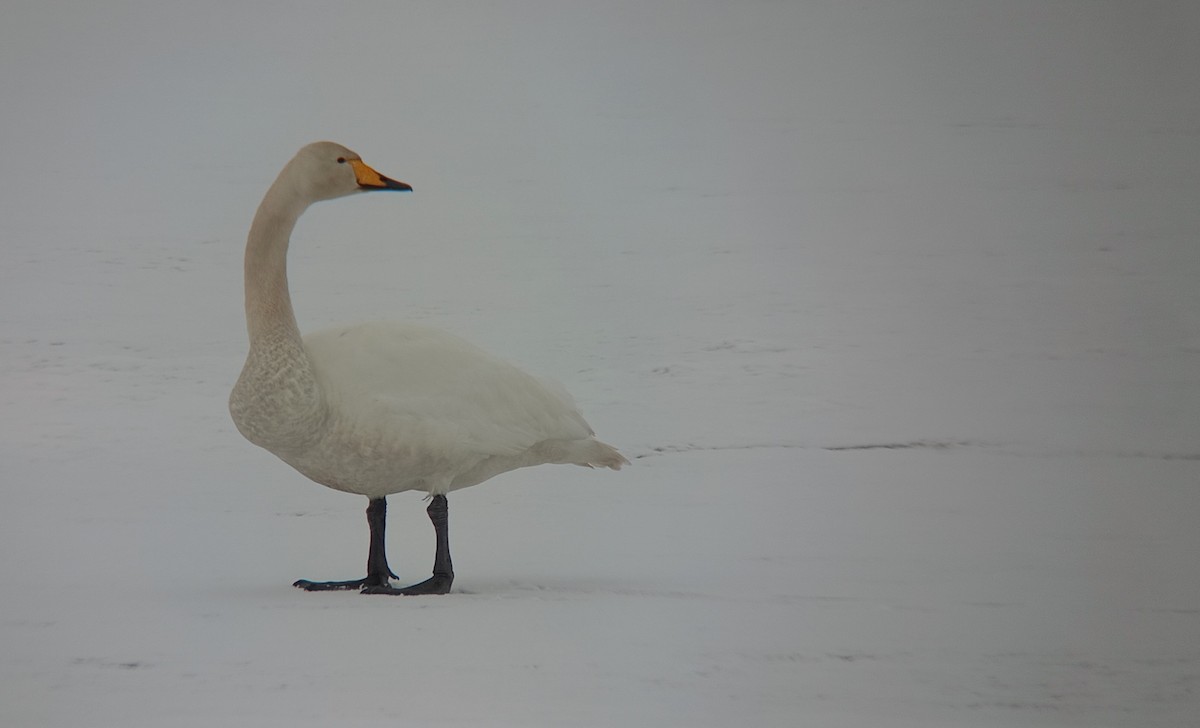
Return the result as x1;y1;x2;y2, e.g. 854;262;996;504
2;2;1199;725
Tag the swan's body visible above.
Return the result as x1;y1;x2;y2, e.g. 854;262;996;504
234;319;621;499
229;142;626;595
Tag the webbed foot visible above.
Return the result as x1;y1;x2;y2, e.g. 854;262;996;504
293;575;387;591
361;573;453;596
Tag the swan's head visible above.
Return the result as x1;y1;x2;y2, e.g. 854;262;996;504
286;141;412;203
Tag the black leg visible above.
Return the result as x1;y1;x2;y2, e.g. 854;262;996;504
362;495;454;595
294;497;396;591
365;497;399;581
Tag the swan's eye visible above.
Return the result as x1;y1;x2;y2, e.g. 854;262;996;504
337;157;346;164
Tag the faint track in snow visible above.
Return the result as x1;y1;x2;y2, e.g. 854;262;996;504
632;439;977;459
632;441;1200;462
824;439;976;452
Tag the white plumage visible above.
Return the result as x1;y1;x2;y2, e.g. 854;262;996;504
229;142;626;595
294;321;620;497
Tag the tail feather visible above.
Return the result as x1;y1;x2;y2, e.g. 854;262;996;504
580;438;629;470
539;437;629;470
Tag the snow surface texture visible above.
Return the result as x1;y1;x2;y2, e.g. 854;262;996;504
2;1;1199;726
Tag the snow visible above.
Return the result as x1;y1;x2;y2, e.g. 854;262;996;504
2;1;1199;725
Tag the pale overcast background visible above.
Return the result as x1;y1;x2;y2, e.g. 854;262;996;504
2;2;1199;726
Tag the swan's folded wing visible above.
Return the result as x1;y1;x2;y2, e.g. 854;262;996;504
303;322;594;459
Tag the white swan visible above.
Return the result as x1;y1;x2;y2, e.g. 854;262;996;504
229;142;627;595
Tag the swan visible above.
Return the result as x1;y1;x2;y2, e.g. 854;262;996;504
229;142;627;595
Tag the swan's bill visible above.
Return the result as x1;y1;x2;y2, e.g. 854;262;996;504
350;159;412;191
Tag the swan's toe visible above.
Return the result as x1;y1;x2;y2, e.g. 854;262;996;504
294;577;378;591
361;573;453;596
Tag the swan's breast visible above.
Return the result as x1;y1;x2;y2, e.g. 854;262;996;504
229;331;327;454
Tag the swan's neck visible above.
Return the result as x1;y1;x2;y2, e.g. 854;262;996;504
231;178;326;452
244;181;307;344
